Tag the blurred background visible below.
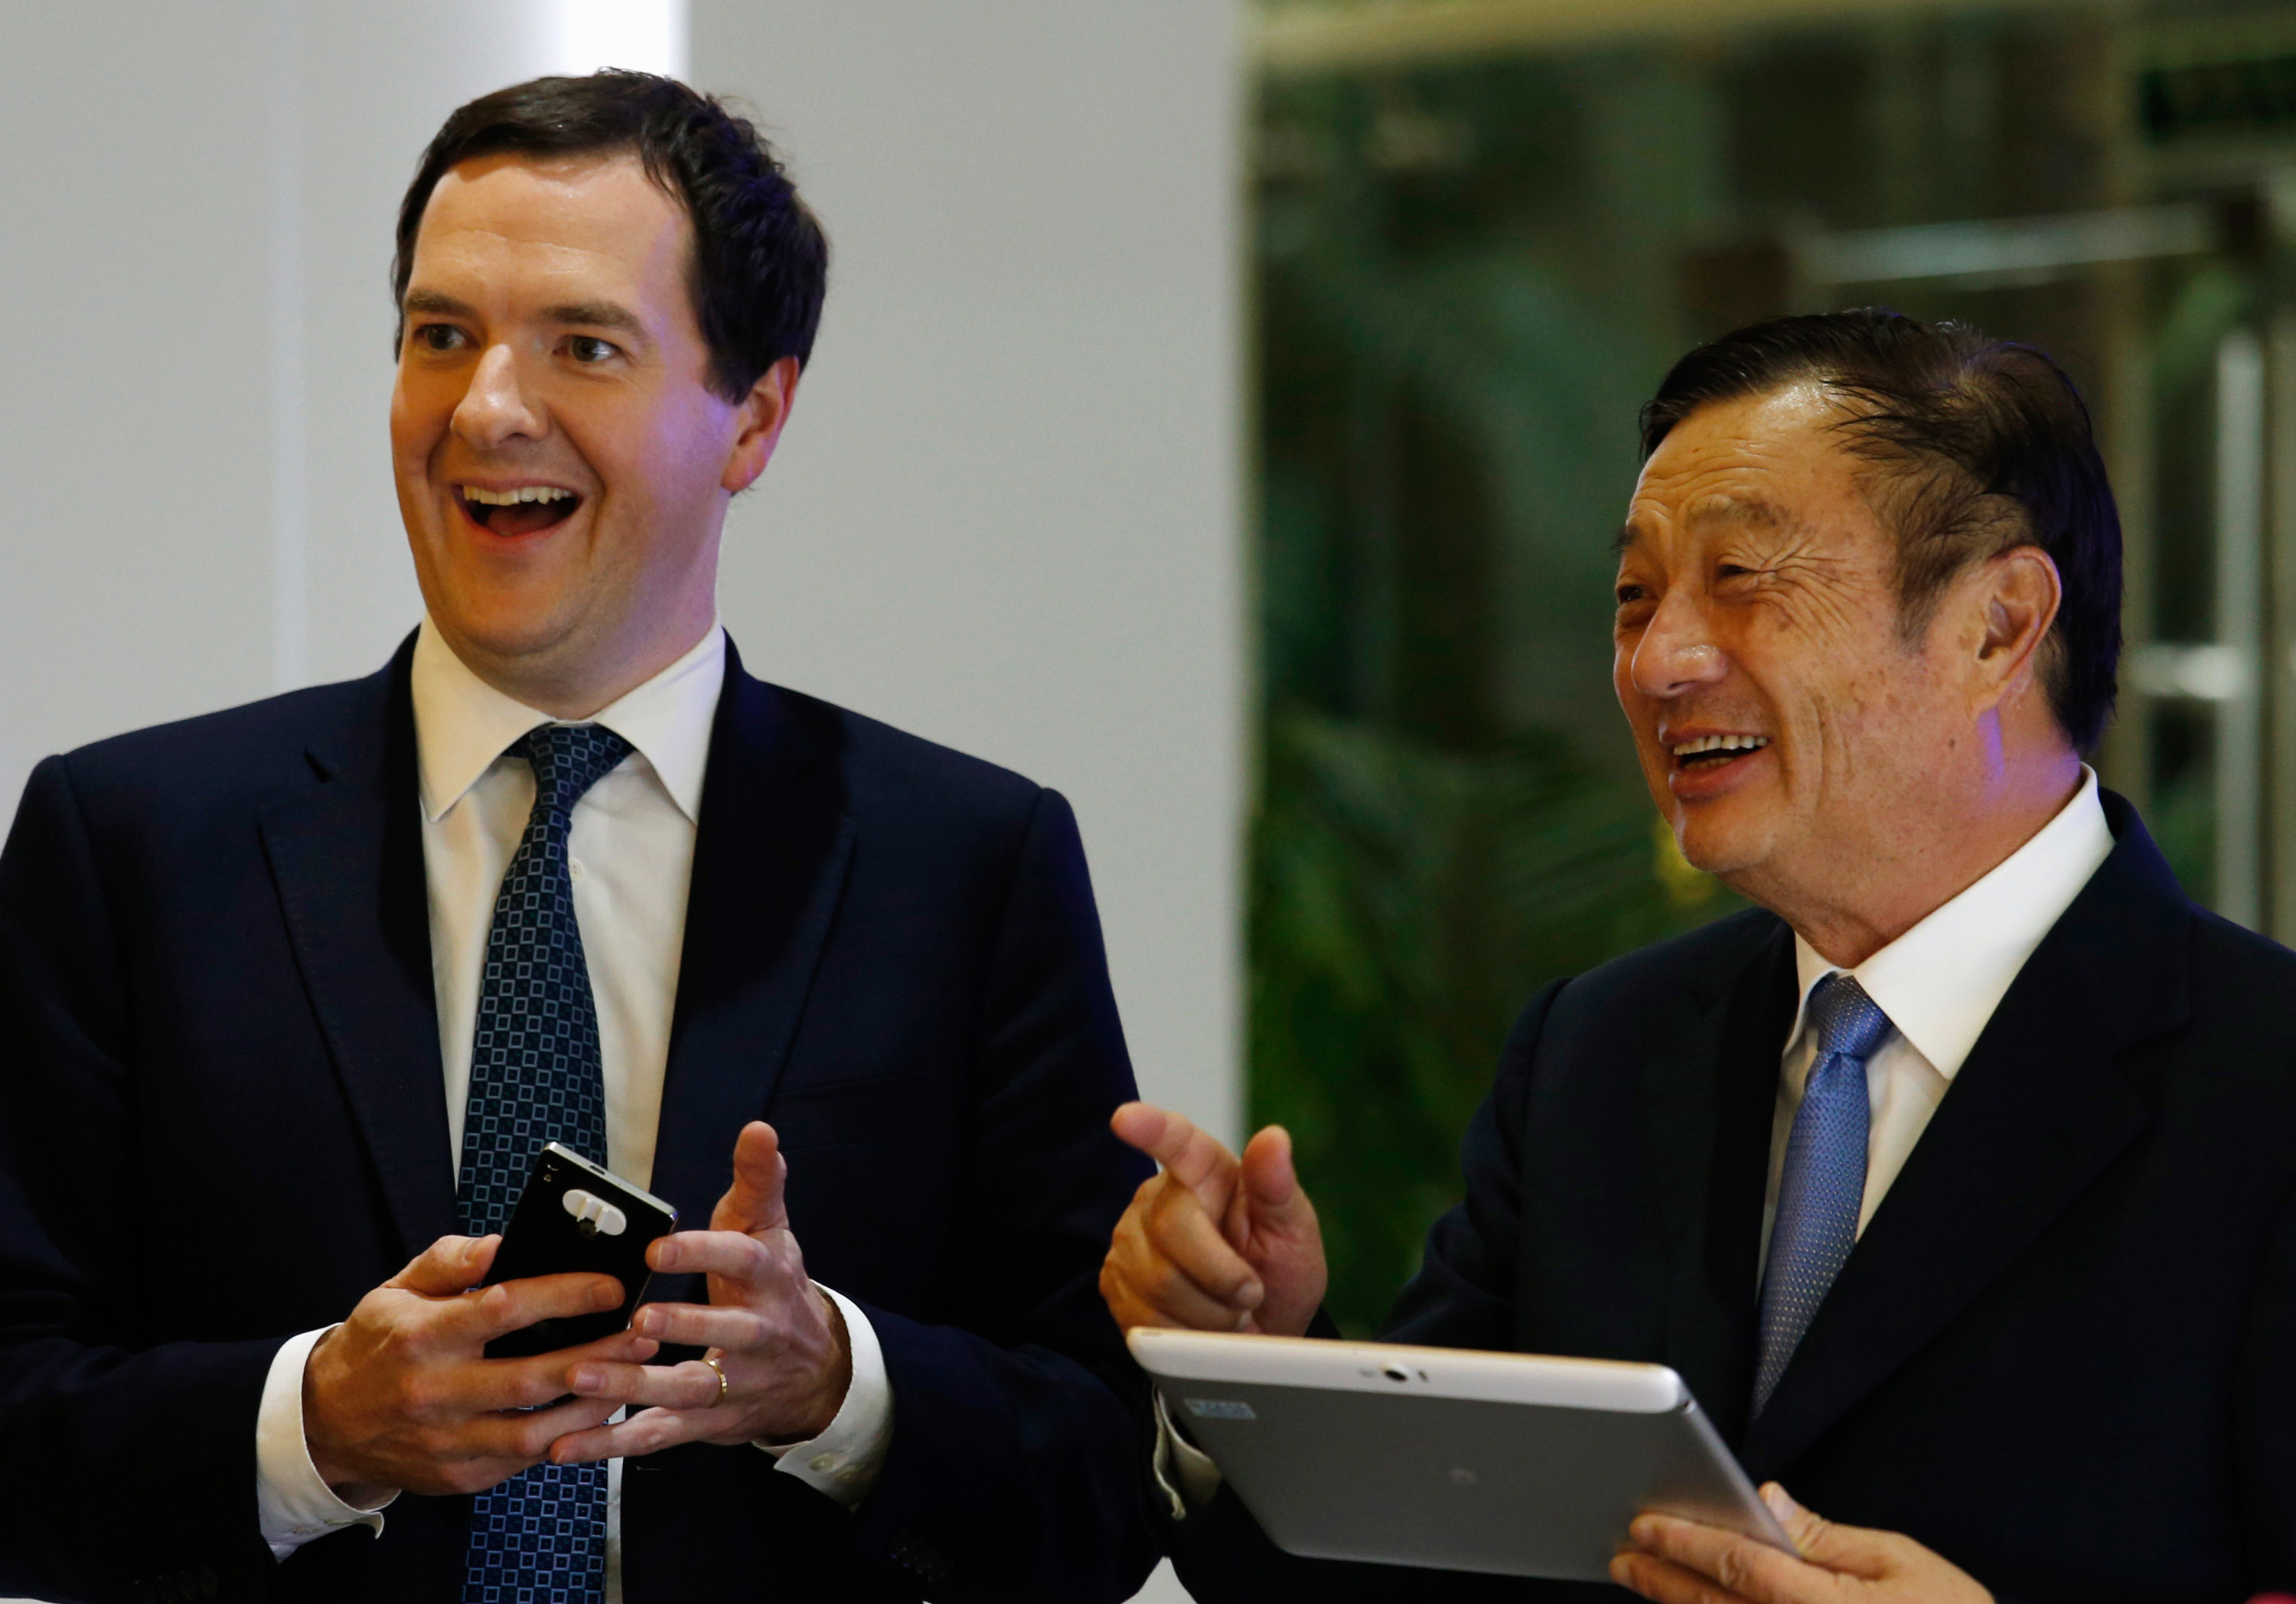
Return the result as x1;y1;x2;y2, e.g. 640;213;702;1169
1248;0;2296;1337
9;0;2296;1597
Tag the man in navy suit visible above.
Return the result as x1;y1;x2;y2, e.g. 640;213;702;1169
1104;311;2296;1602
0;72;1155;1604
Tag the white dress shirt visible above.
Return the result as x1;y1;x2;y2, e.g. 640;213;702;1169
1155;768;2115;1516
254;618;894;1581
1763;767;2113;1263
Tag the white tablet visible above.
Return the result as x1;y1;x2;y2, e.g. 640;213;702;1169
1130;1328;1792;1582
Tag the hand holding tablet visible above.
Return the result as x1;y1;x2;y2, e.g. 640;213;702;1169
1131;1328;1790;1583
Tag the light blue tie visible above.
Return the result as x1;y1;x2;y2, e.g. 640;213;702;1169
1751;973;1891;1417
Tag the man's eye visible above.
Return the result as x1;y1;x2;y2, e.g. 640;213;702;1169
415;324;466;353
1715;563;1754;581
569;337;618;364
1616;584;1647;607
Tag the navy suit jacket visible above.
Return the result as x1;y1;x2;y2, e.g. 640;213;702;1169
0;637;1159;1604
1166;796;2296;1602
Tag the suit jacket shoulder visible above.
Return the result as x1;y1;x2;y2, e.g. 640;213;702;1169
1527;905;1787;1065
768;685;1042;805
50;660;395;802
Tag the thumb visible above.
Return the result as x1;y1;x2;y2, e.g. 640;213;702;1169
711;1121;789;1236
390;1233;496;1296
1761;1485;1893;1580
1238;1126;1316;1240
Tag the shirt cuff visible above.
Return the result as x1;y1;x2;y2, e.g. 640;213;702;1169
756;1286;891;1508
1150;1389;1224;1519
256;1325;397;1560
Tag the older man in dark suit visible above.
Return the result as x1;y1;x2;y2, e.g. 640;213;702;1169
1104;310;2296;1603
0;72;1155;1604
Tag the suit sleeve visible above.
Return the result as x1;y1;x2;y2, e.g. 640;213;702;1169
0;755;283;1603
837;787;1162;1603
1158;982;1570;1604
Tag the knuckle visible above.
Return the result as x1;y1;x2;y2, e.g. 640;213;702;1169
1143;1179;1189;1221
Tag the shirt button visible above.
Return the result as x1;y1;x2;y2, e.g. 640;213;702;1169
569;859;587;881
808;1453;837;1472
837;1467;861;1485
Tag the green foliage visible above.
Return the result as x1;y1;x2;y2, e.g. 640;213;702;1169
1249;707;1740;1335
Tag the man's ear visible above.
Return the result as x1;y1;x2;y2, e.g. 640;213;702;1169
722;356;803;494
1972;544;2062;709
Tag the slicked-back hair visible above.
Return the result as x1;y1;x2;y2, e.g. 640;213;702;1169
393;70;827;403
1639;308;2122;753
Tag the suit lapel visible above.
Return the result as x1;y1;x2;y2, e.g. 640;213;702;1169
1636;920;1798;1446
646;647;856;1244
1740;794;2187;1478
259;638;456;1263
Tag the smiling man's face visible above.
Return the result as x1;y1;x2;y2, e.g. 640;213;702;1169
390;148;790;711
1613;383;1971;907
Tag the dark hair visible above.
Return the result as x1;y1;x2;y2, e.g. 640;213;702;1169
393;71;827;401
1639;308;2122;753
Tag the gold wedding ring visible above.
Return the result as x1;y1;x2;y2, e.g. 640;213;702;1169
702;1352;729;1407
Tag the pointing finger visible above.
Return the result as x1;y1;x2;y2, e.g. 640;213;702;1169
1110;1103;1241;1215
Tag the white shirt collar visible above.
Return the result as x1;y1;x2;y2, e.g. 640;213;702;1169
410;617;727;826
1789;766;2114;1079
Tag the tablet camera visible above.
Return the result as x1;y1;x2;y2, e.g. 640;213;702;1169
1382;1364;1411;1384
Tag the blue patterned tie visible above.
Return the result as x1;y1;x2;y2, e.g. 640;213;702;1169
458;722;631;1604
1751;973;1891;1417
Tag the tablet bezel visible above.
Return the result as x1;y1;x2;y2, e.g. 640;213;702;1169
1129;1327;1793;1580
1131;1327;1690;1412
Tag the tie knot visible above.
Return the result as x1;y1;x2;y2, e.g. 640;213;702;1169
516;723;633;816
1805;972;1891;1063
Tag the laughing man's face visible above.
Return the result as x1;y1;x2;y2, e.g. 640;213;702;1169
1611;383;1968;910
390;149;780;696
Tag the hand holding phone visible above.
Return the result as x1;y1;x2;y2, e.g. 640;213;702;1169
481;1143;679;1360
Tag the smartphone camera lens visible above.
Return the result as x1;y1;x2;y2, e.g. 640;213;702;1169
1382;1365;1410;1384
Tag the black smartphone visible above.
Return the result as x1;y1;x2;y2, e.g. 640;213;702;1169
480;1142;679;1360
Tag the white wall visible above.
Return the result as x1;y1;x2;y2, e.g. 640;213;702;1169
0;5;1238;1601
689;0;1246;1147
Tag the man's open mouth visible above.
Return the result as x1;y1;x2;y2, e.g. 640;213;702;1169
457;484;582;537
1670;734;1769;770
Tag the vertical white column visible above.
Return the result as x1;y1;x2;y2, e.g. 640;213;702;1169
549;0;688;76
2216;327;2266;928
